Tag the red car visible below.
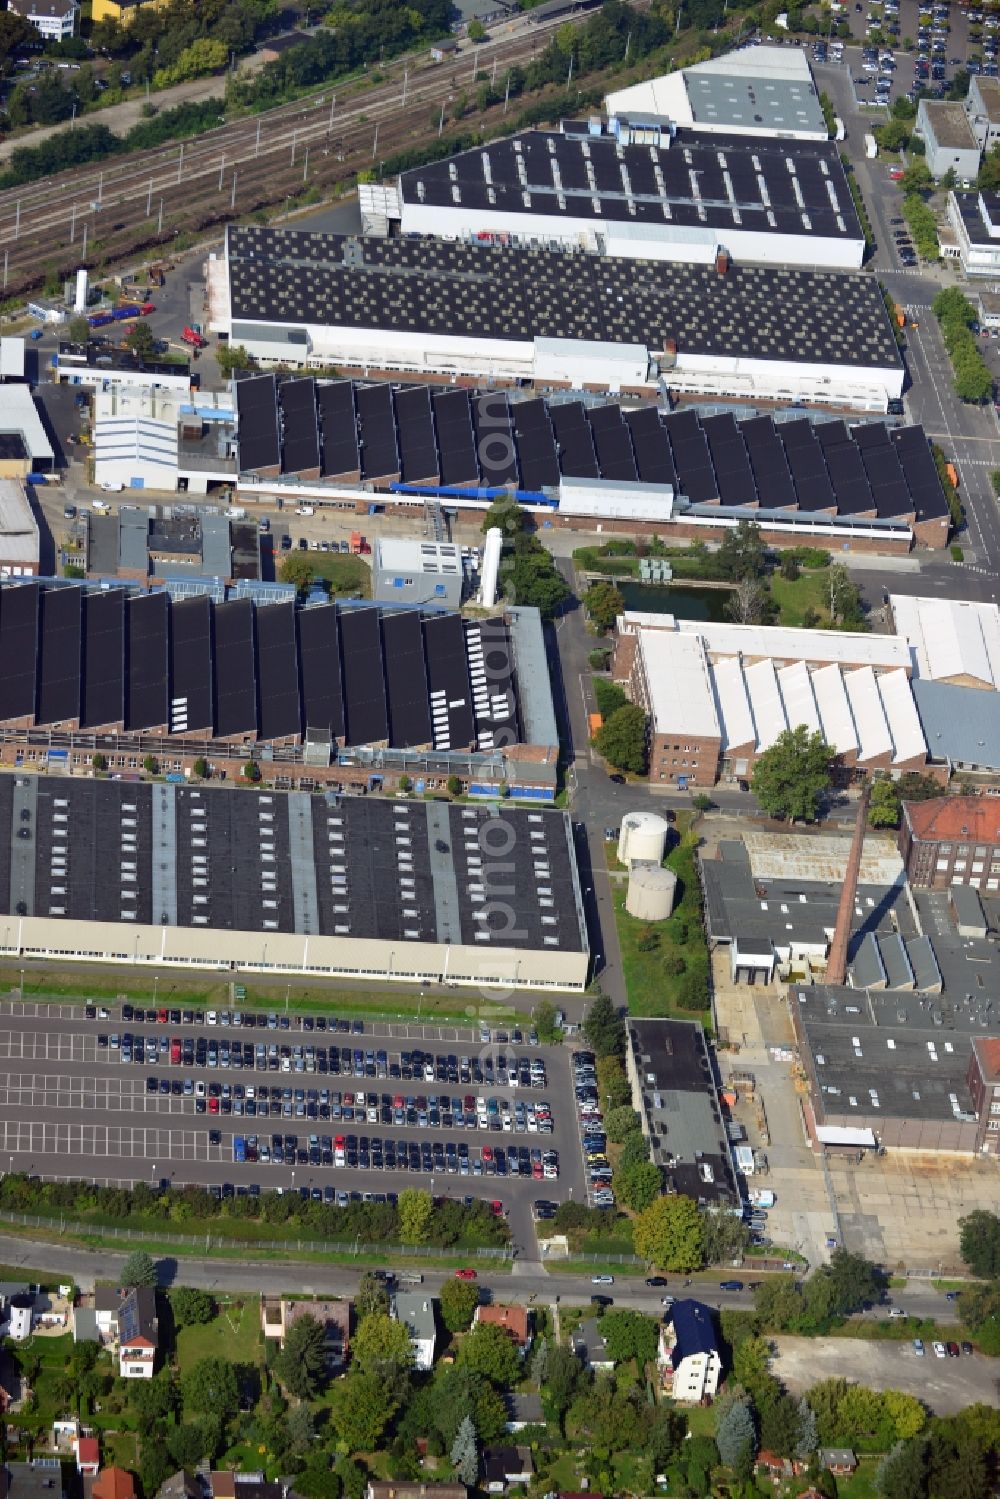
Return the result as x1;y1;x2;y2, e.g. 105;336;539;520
157;1007;168;1024
455;1268;477;1280
208;1096;220;1114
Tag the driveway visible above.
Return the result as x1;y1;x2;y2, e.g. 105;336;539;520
772;1335;1000;1414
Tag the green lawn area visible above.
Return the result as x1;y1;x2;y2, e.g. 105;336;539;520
683;1403;717;1439
175;1298;264;1373
768;567;837;627
306;552;371;597
609;822;711;1022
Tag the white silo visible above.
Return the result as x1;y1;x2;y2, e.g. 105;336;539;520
74;268;89;314
480;527;503;607
617;810;671;868
626;861;677;921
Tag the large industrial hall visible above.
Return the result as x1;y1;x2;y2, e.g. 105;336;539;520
209;226;903;410
0;776;590;990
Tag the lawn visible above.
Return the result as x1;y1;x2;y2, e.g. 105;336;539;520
306;552;371;597
608;821;712;1023
767;566;836;627
0;963;517;1027
175;1297;264;1373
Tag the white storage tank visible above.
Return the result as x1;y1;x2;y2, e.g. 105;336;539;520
74;267;89;314
626;861;677;921
617;810;671;868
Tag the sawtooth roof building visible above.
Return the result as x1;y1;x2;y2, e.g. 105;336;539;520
230;375;947;554
368;123;864;271
0;582;558;796
613;611;933;786
890;593;1000;688
0;776;590;990
210;226;903;412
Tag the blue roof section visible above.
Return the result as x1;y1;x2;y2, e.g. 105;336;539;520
911;677;1000;771
669;1299;718;1368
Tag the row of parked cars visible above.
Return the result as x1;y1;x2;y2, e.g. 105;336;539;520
574;1050;614;1209
230;1127;555;1181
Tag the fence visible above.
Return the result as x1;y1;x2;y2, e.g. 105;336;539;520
0;1207;511;1259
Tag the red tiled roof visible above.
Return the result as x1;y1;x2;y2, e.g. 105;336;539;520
973;1036;1000;1081
904;796;1000;843
77;1439;100;1465
474;1305;530;1345
92;1469;136;1499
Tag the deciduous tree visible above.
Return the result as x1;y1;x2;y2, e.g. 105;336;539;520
439;1275;480;1333
457;1320;520;1388
350;1311;413;1374
960;1209;1000;1278
593;704;648;775
170;1287;215;1327
585;580;625;634
398;1188;433;1244
632;1193;704;1273
751;725;833;822
182;1357;238;1420
329;1370;395;1452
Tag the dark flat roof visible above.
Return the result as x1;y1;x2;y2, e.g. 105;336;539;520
226;226;902;372
399;126;862;244
10;778;586;952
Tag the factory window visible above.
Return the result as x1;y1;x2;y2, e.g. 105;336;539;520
939;843;952;854
958;844;970;855
954;861;967;872
989;1119;1000;1131
973;863;985;874
991;1102;1000;1114
936;860;950;871
976;846;987;857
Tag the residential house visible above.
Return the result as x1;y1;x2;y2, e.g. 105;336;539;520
117;1288;158;1379
657;1300;721;1403
0;1285;35;1343
481;1448;533;1495
819;1450;857;1477
6;0;78;41
0;1461;66;1499
75;1440;100;1478
90;1470;137;1499
390;1293;437;1372
88;1288;158;1379
367;1486;467;1499
259;1298;351;1370
504;1392;544;1433
153;1474;201;1499
570;1319;615;1374
473;1305;531;1357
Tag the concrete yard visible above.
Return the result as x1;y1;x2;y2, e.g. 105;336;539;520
828;1150;1000;1275
772;1336;1000;1415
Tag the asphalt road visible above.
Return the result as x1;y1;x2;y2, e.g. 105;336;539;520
817;58;1000;586
0;1230;964;1330
0;1001;587;1257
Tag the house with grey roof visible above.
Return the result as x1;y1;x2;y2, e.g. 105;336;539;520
390;1292;437;1371
571;1319;615;1373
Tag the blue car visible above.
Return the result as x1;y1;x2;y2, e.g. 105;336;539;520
233;1136;246;1163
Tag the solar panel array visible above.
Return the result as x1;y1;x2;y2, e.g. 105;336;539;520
226;226;901;370
233;375;948;524
399;127;861;243
0;583;522;752
9;779;586;952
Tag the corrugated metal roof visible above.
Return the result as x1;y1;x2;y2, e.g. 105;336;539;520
911;677;1000;768
710;656;755;752
744;658;786;751
844;666;892;763
778;659;821;737
810;663;858;756
877;667;927;765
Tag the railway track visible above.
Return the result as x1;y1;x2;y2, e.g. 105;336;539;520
0;13;607;296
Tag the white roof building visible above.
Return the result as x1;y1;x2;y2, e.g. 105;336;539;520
890;593;1000;688
638;628;719;740
0;480;40;577
605;47;828;141
0;385;54;470
620;613;927;769
93;416;179;493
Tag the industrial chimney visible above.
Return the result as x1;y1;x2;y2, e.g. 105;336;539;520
825;780;872;986
480;526;503;608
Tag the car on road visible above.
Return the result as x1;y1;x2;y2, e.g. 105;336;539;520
946;1341;960;1357
454;1268;477;1280
945;1290;960;1301
888;1307;906;1318
719;1280;744;1291
962;1340;974;1355
645;1276;668;1287
591;1274;614;1285
913;1338;925;1356
932;1340;947;1358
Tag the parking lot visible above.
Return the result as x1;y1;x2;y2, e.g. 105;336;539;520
772;1335;1000;1415
0;1001;585;1249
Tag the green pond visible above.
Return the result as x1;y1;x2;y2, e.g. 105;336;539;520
619;580;733;622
